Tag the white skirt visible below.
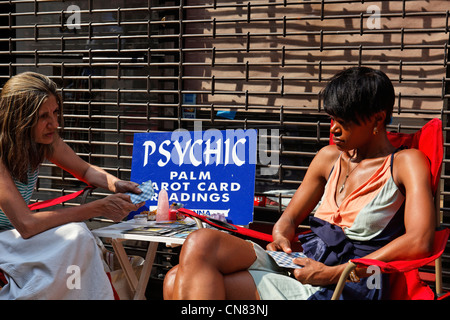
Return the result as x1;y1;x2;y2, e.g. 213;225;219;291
0;222;114;300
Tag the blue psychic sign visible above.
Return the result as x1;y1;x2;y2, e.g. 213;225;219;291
128;128;257;226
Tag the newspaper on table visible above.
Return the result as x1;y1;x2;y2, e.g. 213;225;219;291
123;220;197;239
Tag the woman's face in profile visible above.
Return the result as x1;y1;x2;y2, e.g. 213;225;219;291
32;95;59;145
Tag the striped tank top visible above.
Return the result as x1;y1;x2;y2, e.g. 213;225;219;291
314;152;405;242
0;168;39;231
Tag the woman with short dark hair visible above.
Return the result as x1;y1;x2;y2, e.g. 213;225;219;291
164;67;435;300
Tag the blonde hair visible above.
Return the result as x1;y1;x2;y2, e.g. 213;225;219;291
0;72;62;182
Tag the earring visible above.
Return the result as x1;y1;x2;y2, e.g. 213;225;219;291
373;127;379;135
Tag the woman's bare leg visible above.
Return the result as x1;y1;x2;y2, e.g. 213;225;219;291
164;265;259;300
163;265;178;300
223;270;260;300
167;228;259;299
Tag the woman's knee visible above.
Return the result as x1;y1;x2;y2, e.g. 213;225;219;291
54;222;92;239
54;222;99;256
163;265;178;300
179;228;256;271
180;228;222;259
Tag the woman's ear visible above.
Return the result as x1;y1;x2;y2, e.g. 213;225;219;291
370;111;386;135
373;111;387;128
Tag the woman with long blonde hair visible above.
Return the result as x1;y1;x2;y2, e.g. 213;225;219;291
0;72;145;299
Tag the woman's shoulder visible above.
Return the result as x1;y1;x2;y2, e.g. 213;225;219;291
316;144;341;161
309;145;341;178
394;147;429;166
392;147;431;184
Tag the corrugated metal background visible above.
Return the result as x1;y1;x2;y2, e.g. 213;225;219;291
0;0;449;293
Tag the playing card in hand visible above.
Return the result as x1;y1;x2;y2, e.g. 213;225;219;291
126;180;154;204
266;251;307;269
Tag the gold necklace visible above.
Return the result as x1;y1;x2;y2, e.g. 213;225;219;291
339;155;360;194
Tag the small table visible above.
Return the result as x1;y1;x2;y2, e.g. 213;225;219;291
92;220;197;300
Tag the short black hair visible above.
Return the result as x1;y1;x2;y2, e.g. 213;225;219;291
321;67;395;125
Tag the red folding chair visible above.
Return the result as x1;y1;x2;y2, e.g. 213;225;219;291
331;118;450;300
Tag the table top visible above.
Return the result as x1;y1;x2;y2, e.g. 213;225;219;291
92;219;198;246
